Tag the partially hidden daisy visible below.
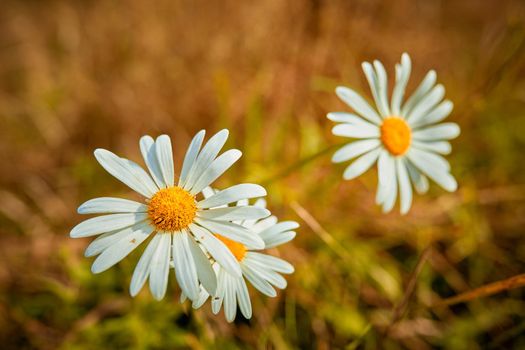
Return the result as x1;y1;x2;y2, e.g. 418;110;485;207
70;130;271;301
328;53;460;214
181;190;298;323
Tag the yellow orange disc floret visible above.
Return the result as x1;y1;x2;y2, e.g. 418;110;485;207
147;186;197;231
380;117;412;156
214;234;247;261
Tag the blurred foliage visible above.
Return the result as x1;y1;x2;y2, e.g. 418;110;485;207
1;0;525;349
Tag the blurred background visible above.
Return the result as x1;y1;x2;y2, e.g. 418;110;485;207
1;0;525;349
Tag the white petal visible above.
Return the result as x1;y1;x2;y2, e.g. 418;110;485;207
411;100;453;128
198;206;270;221
123;158;161;193
201;186;216;199
130;234;161;297
409;148;451;172
223;270;237;322
187;234;217;296
332;123;380;139
407;149;458;192
412;123;460;141
195;218;265;250
78;197;147;214
335;86;382;125
236;277;252;319
149;233;171;300
94;149;158;198
406;161;429;194
189;149;242;195
197;184;266;209
184;129;229;190
332;139;380;163
140;135;166;189
362;62;388;117
241;264;277;297
70;213;148;238
381;163;398;213
377;150;394;186
391;53;411;116
192;286;211;309
262;231;296;249
251;215;278;233
412;140;452;155
397;158;412;215
212;269;226;314
258;221;299;241
375;182;388;206
85;226;138;257
406;84;445;123
155;135;175;187
401;70;436;117
179;130;205;187
188;224;242;277
180;292;187;304
327;112;366;124
373;60;391;116
172;231;200;300
246;252;294;274
342;148;381;180
91;222;152;273
244;258;287;289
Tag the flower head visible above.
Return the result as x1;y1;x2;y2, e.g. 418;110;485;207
70;130;271;301
328;53;460;214
181;194;298;323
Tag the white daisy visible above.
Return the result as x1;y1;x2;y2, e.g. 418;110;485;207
328;53;460;214
181;195;298;323
70;130;271;301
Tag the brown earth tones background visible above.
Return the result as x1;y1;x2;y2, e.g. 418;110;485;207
1;0;525;349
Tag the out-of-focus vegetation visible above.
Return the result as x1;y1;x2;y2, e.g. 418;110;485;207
1;0;525;349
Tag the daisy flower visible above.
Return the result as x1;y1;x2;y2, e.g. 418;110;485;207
181;192;298;323
70;130;271;301
328;53;460;214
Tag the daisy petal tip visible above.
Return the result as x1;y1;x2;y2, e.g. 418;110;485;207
156;134;170;142
335;86;349;96
93;148;106;158
256;185;267;197
400;205;411;216
129;287;139;298
139;135;153;143
342;171;358;181
69;225;82;238
217;128;230;138
152;292;165;301
90;264;104;275
362;61;372;70
232;149;242;159
447;179;458;192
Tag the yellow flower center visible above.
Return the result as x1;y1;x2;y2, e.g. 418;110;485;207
214;234;247;261
147;186;197;232
380;117;412;156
